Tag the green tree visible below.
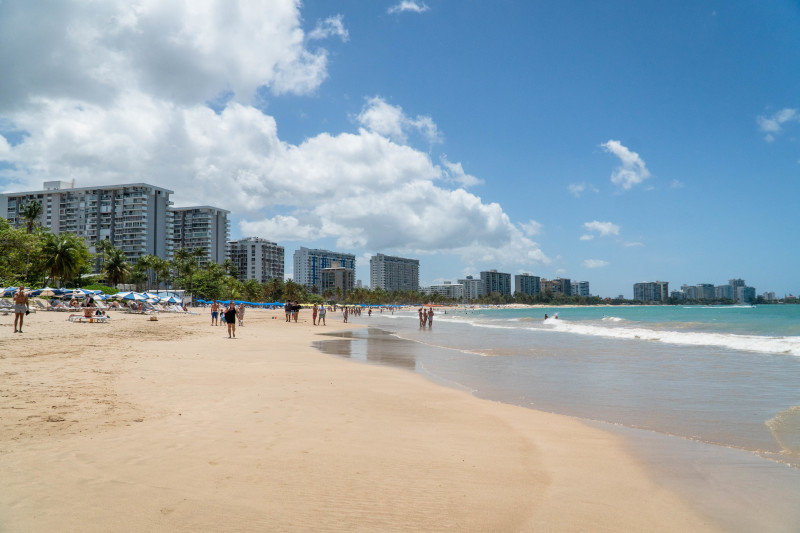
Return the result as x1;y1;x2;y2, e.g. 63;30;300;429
41;232;91;287
104;247;131;288
19;200;43;234
0;218;42;285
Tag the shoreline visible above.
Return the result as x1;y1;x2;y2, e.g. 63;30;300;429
1;309;715;531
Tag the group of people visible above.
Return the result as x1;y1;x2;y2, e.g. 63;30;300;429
418;307;435;328
210;300;245;338
311;303;327;326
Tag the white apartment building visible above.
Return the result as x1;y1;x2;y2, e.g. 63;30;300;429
571;280;590;297
228;237;284;282
422;281;464;300
171;206;229;265
457;276;485;301
369;253;419;291
0;181;173;263
293;247;356;289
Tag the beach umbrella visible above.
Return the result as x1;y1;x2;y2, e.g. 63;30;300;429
31;287;61;297
163;296;181;304
143;292;161;301
115;291;147;301
66;288;92;298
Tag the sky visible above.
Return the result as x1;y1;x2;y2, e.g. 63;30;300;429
1;0;799;297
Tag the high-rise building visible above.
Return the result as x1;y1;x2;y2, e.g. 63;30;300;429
571;281;590;297
0;181;173;263
293;247;356;289
228;237;284;282
736;286;756;304
369;253;419;291
321;261;355;297
633;281;669;302
422;281;464;300
171;206;229;265
457;276;485;301
541;278;573;296
696;284;715;301
480;270;511;295
514;273;541;296
681;284;698;300
715;285;734;300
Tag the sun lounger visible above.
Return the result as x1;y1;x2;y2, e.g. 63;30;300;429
68;314;110;323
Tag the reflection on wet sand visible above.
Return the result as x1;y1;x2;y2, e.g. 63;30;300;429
313;328;418;371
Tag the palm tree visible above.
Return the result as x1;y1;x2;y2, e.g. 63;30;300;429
19;200;43;234
104;247;131;288
41;232;90;287
135;254;156;290
151;257;170;290
94;239;115;276
222;258;237;278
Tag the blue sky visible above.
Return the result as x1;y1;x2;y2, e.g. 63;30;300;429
1;1;798;297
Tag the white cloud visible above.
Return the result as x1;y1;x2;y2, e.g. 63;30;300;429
582;220;620;237
0;1;551;272
582;259;609;269
519;220;543;237
757;108;799;142
0;0;330;110
601;140;650;190
670;179;685;189
388;1;430;15
356;96;441;144
440;155;481;187
568;182;598;197
308;14;349;42
623;241;643;247
579;235;594;241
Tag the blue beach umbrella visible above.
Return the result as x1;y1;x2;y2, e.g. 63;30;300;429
115;291;147;301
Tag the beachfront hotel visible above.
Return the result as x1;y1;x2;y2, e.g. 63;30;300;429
422;281;465;300
514;273;541;296
320;261;355;297
571;280;591;297
369;253;420;292
0;180;173;262
633;281;669;302
293;247;356;290
541;277;572;296
457;276;485;301
171;206;230;265
228;237;285;283
480;270;512;296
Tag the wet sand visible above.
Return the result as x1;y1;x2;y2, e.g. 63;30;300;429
0;308;716;531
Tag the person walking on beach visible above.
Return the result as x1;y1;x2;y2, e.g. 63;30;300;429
318;304;326;326
12;286;29;333
211;301;219;326
237;303;245;326
419;307;424;327
343;307;348;323
285;301;291;322
427;307;434;328
312;303;318;326
224;301;237;338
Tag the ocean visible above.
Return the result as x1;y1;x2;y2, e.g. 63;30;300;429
315;304;800;531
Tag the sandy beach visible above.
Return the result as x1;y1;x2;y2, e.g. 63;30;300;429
0;307;716;532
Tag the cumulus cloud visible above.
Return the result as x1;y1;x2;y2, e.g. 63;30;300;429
568;182;598;197
0;1;550;271
440;156;481;187
601;140;650;190
519;220;543;237
388;1;430;14
582;220;620;238
308;14;349;42
757;108;798;142
356;96;441;144
0;0;330;110
582;259;609;269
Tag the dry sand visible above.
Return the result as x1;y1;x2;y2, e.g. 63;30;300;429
0;307;717;532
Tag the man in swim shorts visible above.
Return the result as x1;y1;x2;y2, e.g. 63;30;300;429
211;301;219;326
13;286;29;333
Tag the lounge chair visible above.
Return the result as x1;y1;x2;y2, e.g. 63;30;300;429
68;314;110;323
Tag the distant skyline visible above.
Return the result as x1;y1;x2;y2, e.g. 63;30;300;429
1;1;799;297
